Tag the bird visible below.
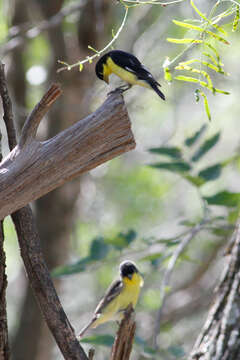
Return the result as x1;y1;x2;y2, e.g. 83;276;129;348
95;50;165;100
78;260;144;339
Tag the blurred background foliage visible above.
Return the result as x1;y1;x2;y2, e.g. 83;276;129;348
1;0;240;359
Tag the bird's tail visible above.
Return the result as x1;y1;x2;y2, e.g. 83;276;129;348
149;81;165;100
78;317;97;339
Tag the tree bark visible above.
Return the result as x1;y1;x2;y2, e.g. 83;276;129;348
0;85;135;220
189;220;240;360
110;305;136;360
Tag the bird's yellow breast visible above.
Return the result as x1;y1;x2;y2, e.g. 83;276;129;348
93;272;143;327
104;57;151;89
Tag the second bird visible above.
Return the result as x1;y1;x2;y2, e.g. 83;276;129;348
95;50;165;100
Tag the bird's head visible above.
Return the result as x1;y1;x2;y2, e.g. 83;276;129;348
119;260;139;280
95;53;109;84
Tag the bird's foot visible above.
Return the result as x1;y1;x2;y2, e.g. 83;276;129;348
107;84;132;96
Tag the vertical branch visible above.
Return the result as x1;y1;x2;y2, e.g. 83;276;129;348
0;61;11;360
110;305;136;360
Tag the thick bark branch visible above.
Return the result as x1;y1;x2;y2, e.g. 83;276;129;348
110;305;136;360
189;220;240;360
0;85;135;220
11;207;89;360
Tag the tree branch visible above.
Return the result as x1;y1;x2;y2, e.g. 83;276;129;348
0;86;135;220
110;305;136;360
0;61;90;359
189;220;240;360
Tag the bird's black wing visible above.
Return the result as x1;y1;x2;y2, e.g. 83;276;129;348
109;50;143;75
94;279;123;315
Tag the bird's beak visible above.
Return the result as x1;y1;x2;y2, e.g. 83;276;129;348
127;273;133;280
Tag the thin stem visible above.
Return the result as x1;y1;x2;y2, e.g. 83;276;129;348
57;6;129;73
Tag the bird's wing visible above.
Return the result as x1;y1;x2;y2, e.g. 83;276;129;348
94;279;123;315
110;51;143;74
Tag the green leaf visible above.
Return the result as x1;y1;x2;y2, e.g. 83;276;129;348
51;257;90;277
141;252;164;262
164;66;172;82
233;5;240;32
172;19;205;32
185;124;207;147
204;191;240;207
81;334;114;347
167;38;203;44
89;237;109;260
105;230;137;249
191;132;220;162
148;146;182;159
205;30;229;45
183;174;205;187
150;161;191;173
198;90;211;121
191;0;227;35
175;65;213;91
198;164;222;181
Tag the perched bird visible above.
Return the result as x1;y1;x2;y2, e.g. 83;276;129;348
79;260;144;338
95;50;165;100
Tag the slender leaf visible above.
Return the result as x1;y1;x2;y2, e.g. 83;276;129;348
167;38;203;44
183;174;205;187
232;5;239;32
81;335;114;347
204;191;240;207
51;257;91;277
191;132;220;162
90;237;109;260
198;163;222;181
175;65;213;91
149;146;182;159
172;19;205;32
179;59;226;74
205;29;229;45
185;124;207;147
150;161;191;173
198;90;211;121
191;0;227;35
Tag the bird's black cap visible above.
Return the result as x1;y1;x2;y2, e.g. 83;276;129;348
119;260;138;278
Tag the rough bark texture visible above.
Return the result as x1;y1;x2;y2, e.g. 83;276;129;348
0;221;9;360
11;206;89;360
0;87;135;220
110;305;136;360
189;220;240;360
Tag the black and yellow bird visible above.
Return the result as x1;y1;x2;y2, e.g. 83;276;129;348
95;50;165;100
79;260;144;339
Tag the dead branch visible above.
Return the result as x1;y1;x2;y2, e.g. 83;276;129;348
0;85;135;220
111;305;136;360
189;220;240;360
0;61;89;360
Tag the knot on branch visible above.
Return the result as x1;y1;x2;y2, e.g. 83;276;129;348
111;304;136;360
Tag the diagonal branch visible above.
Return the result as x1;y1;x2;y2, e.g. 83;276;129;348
0;87;135;220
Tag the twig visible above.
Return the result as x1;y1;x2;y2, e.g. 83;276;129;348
153;216;211;348
19;83;62;148
88;349;95;360
1;1;86;56
0;62;17;150
110;304;136;360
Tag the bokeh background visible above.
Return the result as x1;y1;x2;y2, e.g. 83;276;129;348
1;0;240;359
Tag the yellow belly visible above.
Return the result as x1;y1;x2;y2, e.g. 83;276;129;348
93;273;143;328
105;57;151;89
